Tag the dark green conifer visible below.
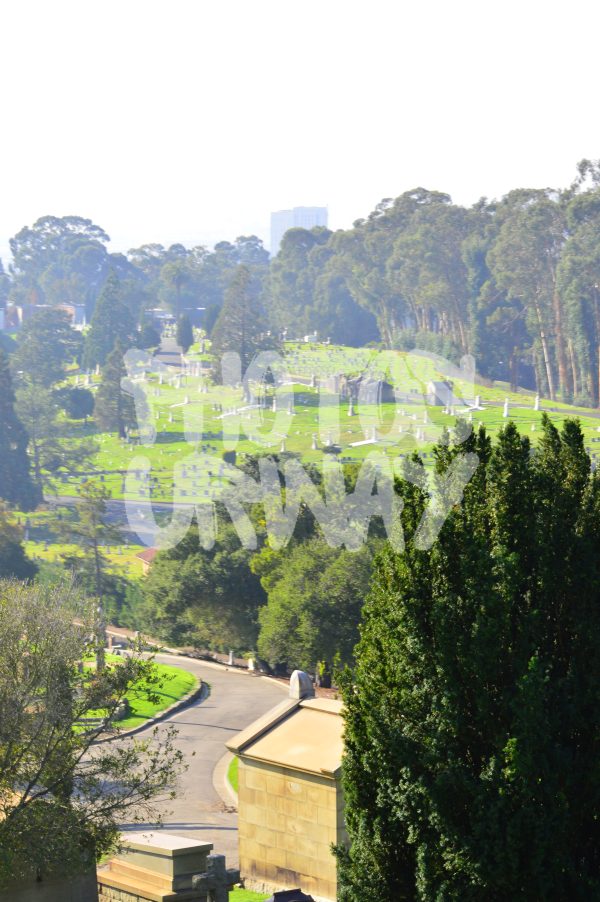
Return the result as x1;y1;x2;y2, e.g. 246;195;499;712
83;273;136;370
337;418;600;900
0;349;40;510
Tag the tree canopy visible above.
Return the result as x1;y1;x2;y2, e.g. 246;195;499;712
143;518;265;652
83;274;137;370
0;580;184;887
12;307;79;387
9;167;600;404
94;341;138;438
176;313;194;353
211;264;276;375
337;417;600;900
0;349;40;510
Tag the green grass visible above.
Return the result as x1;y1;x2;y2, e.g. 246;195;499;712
81;657;198;730
227;755;239;794
21;343;600;518
230;889;269;902
23;540;147;578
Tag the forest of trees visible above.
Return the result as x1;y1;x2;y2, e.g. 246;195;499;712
5;160;600;404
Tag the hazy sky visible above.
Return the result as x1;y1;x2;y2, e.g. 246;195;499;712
1;0;599;263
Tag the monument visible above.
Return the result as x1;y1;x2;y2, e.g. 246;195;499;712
97;833;239;902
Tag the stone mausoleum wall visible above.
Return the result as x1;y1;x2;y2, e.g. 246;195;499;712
238;757;345;902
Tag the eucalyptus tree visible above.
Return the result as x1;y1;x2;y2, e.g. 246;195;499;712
557;189;600;405
487;189;568;400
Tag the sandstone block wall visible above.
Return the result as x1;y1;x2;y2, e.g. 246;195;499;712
238;758;345;902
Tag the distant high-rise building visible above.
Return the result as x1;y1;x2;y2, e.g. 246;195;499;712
270;206;328;256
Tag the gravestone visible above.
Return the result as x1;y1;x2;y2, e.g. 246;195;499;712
289;669;315;700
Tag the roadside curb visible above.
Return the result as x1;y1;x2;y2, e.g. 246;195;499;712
149;650;290;691
92;679;209;744
213;750;238;809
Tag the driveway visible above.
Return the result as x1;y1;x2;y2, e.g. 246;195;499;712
118;653;287;866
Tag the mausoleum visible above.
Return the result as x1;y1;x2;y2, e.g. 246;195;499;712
227;676;345;902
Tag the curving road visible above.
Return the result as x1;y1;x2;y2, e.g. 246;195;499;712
118;653;287;866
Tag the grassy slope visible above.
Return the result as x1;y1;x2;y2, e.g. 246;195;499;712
24;539;147;578
20;346;600;568
54;345;600;502
82;656;198;730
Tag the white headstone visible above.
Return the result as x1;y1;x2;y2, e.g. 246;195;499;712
289;669;315;700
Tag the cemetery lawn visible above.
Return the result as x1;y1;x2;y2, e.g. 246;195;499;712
227;755;239;794
34;343;600;510
82;656;199;730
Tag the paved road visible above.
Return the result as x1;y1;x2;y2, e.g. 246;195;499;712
118;653;287;866
154;335;184;370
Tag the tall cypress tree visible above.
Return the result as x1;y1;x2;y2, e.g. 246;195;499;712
337;418;600;900
210;265;274;375
94;341;138;438
83;273;137;370
176;314;194;353
0;349;40;510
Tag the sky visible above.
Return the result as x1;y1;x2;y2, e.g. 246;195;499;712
1;0;600;264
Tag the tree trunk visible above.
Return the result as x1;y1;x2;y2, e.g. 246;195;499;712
594;294;600;408
568;339;578;400
510;346;519;393
553;289;570;398
533;296;556;400
93;528;105;672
